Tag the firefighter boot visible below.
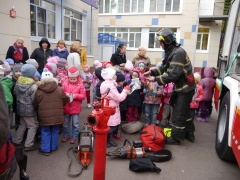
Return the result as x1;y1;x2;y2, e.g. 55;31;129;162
185;132;195;142
13;143;29;180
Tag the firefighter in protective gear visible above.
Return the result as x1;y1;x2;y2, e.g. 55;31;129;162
145;28;196;144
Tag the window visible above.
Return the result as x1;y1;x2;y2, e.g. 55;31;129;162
150;0;180;13
196;28;209;51
99;28;141;48
30;0;55;38
148;27;177;49
99;0;144;14
64;9;83;42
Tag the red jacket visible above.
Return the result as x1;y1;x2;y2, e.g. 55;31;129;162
0;142;15;174
62;79;86;115
190;83;203;109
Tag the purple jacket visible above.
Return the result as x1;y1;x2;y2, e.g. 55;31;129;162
200;67;216;101
81;72;93;90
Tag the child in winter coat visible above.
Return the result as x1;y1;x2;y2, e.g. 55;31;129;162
34;69;68;155
124;60;134;82
12;64;23;130
100;68;129;147
92;60;102;101
190;73;204;122
52;40;69;59
143;78;163;126
160;82;174;128
12;64;38;151
198;67;216;122
56;58;68;85
126;69;143;123
113;71;126;141
82;64;93;108
95;66;104;100
62;67;86;144
0;62;13;108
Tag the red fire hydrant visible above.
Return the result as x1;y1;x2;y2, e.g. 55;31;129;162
87;89;116;180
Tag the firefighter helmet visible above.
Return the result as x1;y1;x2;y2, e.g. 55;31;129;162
156;28;176;44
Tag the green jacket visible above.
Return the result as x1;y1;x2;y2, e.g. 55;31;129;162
0;77;13;106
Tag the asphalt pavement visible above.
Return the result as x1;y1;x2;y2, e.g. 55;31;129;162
11;100;240;180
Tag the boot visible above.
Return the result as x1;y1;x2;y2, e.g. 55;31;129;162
165;137;180;145
20;156;29;180
13;143;29;180
107;134;117;148
112;130;123;141
185;132;195;142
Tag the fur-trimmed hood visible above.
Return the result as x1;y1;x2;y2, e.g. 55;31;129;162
37;78;58;93
135;53;148;60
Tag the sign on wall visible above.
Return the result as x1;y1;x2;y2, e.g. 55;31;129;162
81;0;98;9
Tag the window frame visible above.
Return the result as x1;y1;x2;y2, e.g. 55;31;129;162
99;28;142;48
63;9;83;42
30;0;56;39
149;0;181;13
196;27;210;52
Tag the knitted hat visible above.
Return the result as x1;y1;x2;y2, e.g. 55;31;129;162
138;62;145;67
194;73;201;83
101;68;116;80
26;59;39;69
83;64;90;72
116;71;125;82
21;64;36;78
35;71;41;79
125;60;134;71
47;56;58;64
41;68;53;79
45;62;57;74
13;64;23;73
0;65;4;76
56;58;67;69
6;58;14;65
93;60;102;69
68;67;79;78
3;62;11;72
132;68;140;77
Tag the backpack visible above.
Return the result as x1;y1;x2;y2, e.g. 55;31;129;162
140;124;165;152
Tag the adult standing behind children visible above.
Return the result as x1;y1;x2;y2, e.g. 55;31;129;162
110;44;127;67
6;37;29;64
52;40;69;59
67;42;83;75
144;28;195;145
132;46;151;71
75;39;87;69
30;37;53;74
34;69;68;155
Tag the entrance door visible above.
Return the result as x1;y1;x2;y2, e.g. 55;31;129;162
102;45;115;61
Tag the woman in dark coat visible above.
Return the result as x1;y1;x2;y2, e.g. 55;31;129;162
110;44;127;67
30;38;53;74
6;37;29;64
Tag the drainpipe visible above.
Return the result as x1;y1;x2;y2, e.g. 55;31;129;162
90;6;93;55
192;0;200;70
61;0;63;39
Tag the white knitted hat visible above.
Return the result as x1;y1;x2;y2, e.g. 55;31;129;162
101;68;116;80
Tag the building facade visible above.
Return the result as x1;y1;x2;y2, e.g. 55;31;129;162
98;0;227;69
0;0;99;65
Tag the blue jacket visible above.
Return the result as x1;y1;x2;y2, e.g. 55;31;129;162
52;48;69;59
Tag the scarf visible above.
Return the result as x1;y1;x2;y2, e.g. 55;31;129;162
57;47;66;52
13;42;24;61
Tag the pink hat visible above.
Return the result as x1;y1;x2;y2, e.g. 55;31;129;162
125;60;134;71
45;62;57;74
47;56;59;64
93;60;102;69
68;67;79;78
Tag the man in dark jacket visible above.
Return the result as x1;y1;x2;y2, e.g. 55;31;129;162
145;28;196;145
30;37;53;74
